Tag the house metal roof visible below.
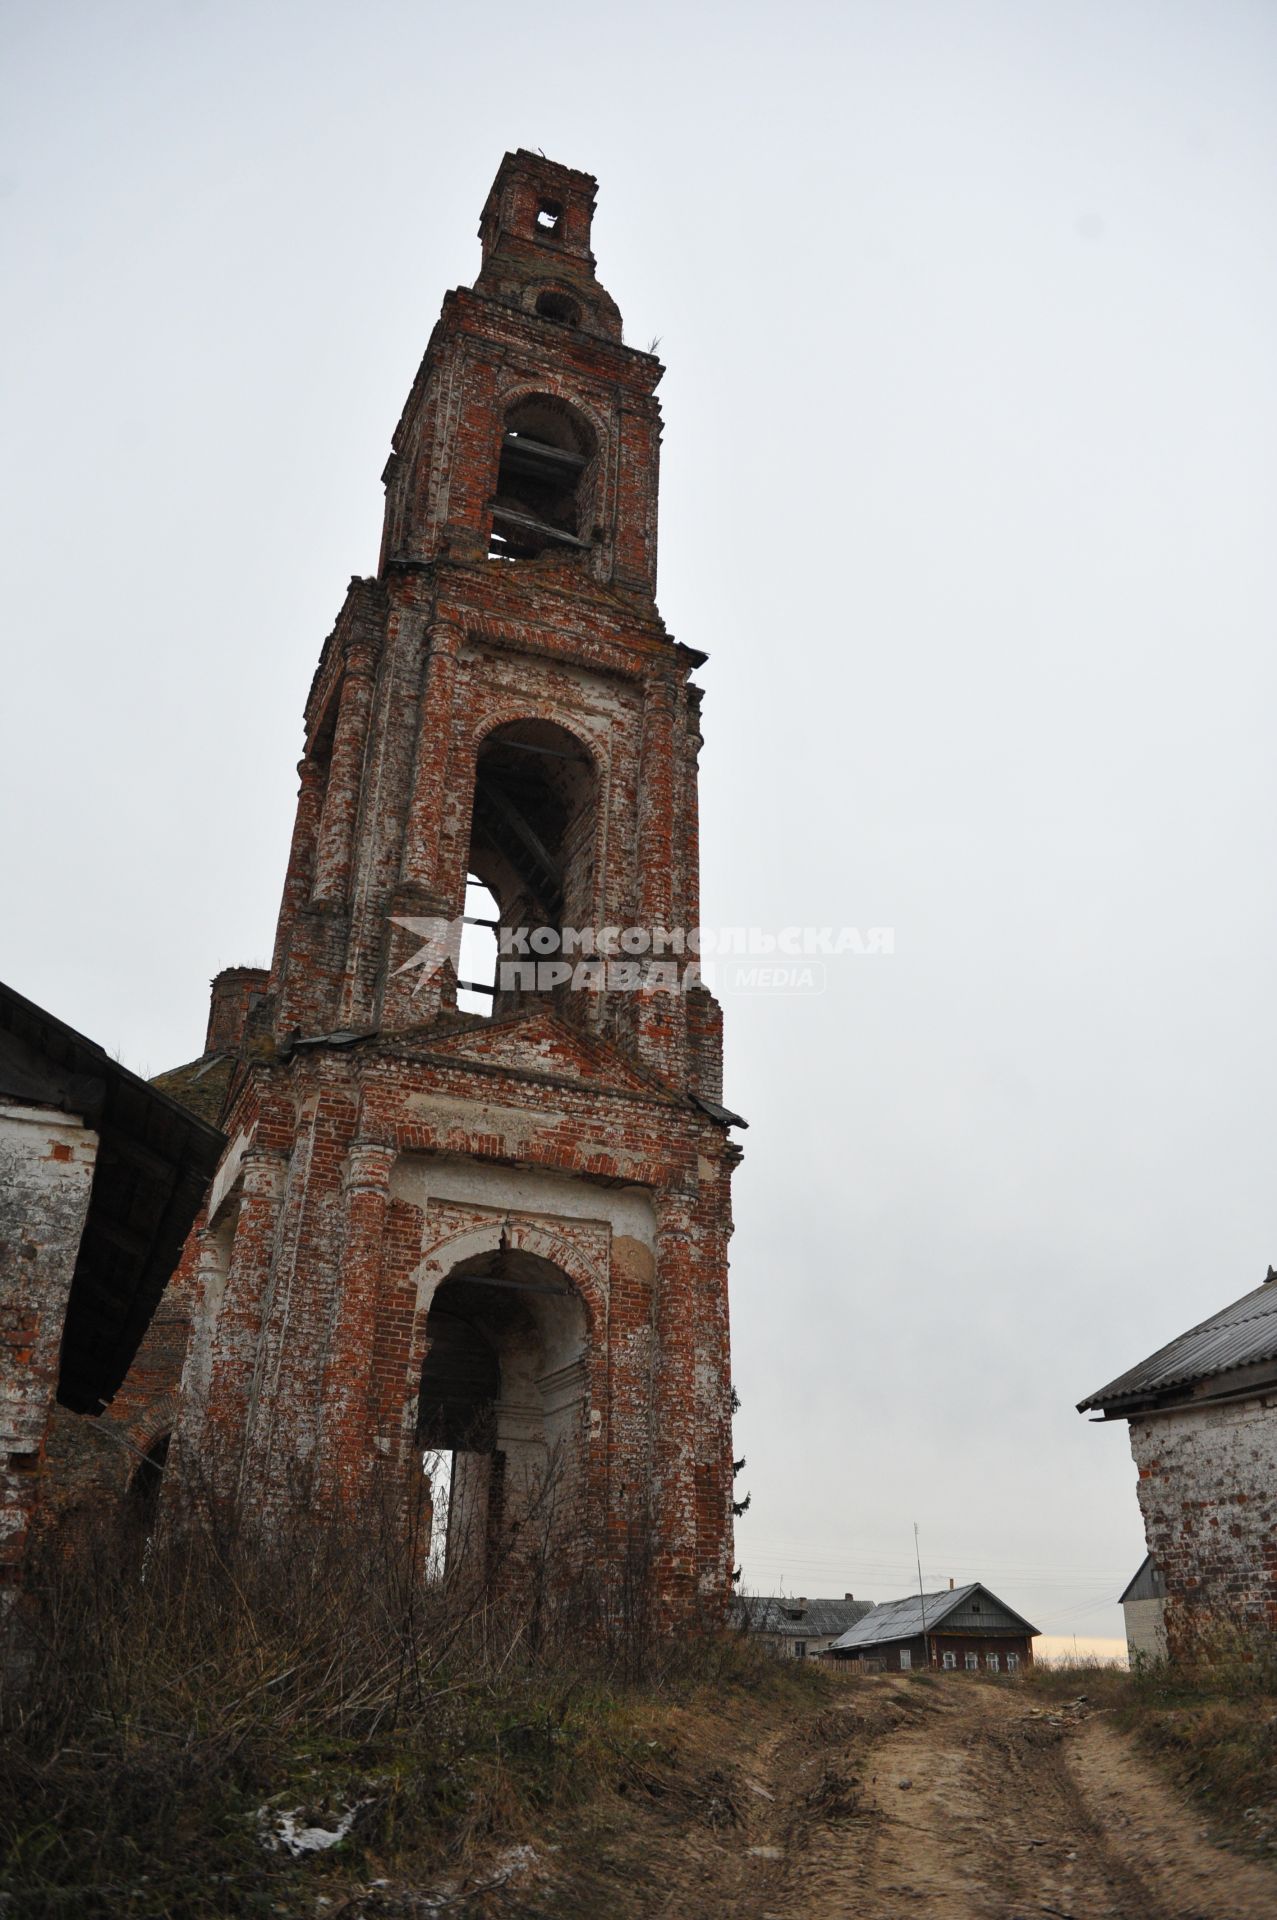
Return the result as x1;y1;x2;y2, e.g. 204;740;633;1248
733;1596;873;1639
1077;1274;1277;1416
826;1583;1039;1651
1119;1555;1165;1606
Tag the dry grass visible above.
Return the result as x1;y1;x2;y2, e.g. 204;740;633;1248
0;1503;821;1918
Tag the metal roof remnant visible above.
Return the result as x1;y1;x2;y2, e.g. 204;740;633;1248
734;1594;874;1639
1077;1270;1277;1418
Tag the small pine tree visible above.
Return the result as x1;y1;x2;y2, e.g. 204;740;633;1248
730;1387;750;1519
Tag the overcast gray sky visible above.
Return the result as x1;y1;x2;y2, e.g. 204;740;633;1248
4;0;1275;1651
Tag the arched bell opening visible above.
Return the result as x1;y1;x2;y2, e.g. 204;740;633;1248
489;394;596;562
462;719;596;1017
416;1245;590;1588
534;287;583;327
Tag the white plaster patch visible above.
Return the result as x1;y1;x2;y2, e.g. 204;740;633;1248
1130;1393;1277;1630
207;1126;252;1226
392;1152;656;1249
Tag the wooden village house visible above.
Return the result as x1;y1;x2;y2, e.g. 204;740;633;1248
823;1582;1039;1673
735;1593;873;1658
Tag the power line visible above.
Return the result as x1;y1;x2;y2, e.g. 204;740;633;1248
740;1548;1132;1578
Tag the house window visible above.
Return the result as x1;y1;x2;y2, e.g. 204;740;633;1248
899;1648;912;1671
965;1652;979;1671
1006;1653;1019;1673
942;1650;956;1670
986;1652;1000;1673
793;1640;807;1659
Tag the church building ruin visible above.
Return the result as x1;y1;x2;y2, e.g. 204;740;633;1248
167;152;741;1613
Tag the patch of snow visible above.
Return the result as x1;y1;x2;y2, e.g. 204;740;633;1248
257;1798;370;1858
493;1844;538;1875
410;1845;540;1911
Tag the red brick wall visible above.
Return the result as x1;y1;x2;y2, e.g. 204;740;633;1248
204;968;269;1056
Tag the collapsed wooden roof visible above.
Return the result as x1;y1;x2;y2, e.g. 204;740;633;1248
0;981;225;1413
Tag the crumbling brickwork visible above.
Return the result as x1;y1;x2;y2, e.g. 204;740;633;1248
38;1241;199;1536
1129;1399;1277;1652
0;1104;98;1588
167;153;740;1616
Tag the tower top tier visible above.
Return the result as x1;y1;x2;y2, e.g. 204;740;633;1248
378;153;660;592
474;150;622;343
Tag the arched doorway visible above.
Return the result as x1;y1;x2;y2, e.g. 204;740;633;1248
126;1432;170;1529
417;1244;590;1587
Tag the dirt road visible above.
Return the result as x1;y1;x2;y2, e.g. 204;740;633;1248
738;1677;1277;1920
472;1674;1277;1920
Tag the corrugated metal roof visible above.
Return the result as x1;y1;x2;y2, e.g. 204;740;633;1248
826;1583;1039;1651
733;1596;873;1639
1077;1275;1277;1414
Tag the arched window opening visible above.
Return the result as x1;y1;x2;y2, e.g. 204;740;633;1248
535;289;581;327
417;1248;588;1587
466;720;596;1014
457;874;499;1015
490;395;594;562
127;1432;170;1529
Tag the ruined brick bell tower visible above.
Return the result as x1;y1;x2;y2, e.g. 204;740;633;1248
174;153;740;1612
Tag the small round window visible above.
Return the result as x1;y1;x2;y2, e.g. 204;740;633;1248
535;290;582;327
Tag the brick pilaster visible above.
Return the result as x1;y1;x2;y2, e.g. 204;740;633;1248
312;643;377;906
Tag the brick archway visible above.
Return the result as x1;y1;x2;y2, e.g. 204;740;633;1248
408;1214;607;1584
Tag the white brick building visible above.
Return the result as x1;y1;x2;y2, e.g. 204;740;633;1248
1119;1555;1168;1666
1080;1271;1277;1659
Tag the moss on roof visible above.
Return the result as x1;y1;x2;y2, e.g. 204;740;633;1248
149;1054;235;1129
